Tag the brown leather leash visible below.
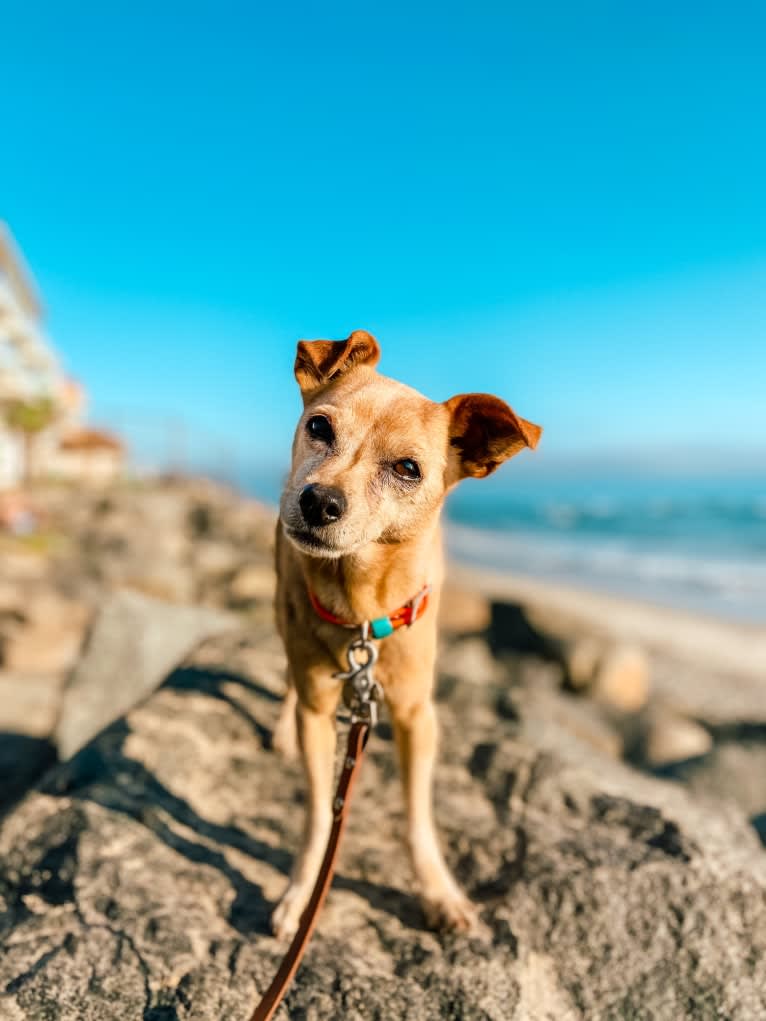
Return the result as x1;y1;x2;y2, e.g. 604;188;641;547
249;620;384;1020
249;719;371;1021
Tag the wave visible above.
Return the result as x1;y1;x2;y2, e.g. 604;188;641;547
450;495;766;546
445;521;766;623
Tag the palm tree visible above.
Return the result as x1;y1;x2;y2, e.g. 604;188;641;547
4;395;58;483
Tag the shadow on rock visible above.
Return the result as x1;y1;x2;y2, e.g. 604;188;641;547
0;732;57;819
488;601;563;661
162;664;279;749
38;666;293;939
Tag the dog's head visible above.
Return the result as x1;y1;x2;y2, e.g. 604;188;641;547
280;330;541;558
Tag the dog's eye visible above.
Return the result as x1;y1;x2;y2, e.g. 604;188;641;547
392;458;421;481
306;415;334;443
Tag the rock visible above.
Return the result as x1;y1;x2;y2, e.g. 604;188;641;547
1;595;90;675
488;599;563;660
450;565;766;729
643;712;713;767
0;671;66;739
0;551;49;583
561;636;602;690
652;657;766;729
523;683;624;759
1;629;765;1020
486;602;649;717
591;643;650;713
0;581;23;612
192;540;242;580
655;739;766;823
438;580;490;635
211;499;276;552
0;733;56;817
186;488;276;552
123;563;197;604
54;590;237;760
451;563;766;692
438;636;503;688
227;563;276;608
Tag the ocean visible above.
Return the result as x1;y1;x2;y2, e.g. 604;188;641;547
242;466;766;624
446;471;766;623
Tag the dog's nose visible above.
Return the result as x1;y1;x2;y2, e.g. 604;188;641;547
299;484;346;527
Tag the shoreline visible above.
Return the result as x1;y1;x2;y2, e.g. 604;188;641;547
448;557;766;684
445;519;766;626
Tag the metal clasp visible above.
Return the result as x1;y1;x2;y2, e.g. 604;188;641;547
335;623;383;726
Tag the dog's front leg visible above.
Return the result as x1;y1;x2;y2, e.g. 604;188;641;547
271;692;338;939
392;698;478;931
272;674;298;760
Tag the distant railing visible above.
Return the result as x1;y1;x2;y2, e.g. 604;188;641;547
95;406;252;491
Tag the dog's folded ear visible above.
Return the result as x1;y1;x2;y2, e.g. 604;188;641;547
445;393;542;480
294;330;381;396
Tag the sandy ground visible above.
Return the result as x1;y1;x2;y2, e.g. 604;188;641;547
449;559;766;679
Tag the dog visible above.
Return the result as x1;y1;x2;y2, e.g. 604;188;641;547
271;329;541;938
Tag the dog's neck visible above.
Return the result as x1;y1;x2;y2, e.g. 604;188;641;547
295;517;443;624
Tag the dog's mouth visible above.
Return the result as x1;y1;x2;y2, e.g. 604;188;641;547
283;525;338;556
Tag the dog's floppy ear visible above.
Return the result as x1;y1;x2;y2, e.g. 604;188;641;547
445;393;541;480
294;330;380;396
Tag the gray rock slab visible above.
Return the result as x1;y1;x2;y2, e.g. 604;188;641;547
54;590;237;760
1;630;765;1020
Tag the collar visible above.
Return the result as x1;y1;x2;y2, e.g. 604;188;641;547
307;583;432;639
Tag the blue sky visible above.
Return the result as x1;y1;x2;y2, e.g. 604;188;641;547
2;2;764;488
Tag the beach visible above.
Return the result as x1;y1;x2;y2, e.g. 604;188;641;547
0;476;764;1017
448;559;766;688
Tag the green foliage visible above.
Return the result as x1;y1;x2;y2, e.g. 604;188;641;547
4;396;58;435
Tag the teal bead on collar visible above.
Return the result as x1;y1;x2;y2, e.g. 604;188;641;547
370;616;395;639
307;582;432;637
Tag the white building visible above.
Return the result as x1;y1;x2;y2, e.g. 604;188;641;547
0;223;80;488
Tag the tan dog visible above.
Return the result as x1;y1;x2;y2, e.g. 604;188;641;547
271;330;541;938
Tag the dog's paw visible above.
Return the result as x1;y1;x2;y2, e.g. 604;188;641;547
422;890;481;933
271;885;306;941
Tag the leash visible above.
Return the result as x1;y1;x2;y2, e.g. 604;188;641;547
249;720;369;1021
249;624;383;1021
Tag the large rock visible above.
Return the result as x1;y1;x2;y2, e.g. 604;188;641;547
1;630;765;1020
226;563;277;608
0;671;65;740
640;708;714;768
487;599;652;712
590;643;651;713
0;594;91;675
438;580;490;635
453;564;766;729
654;736;766;822
54;590;237;760
651;656;766;728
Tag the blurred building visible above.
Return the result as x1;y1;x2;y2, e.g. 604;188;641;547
50;427;125;484
0;222;124;488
